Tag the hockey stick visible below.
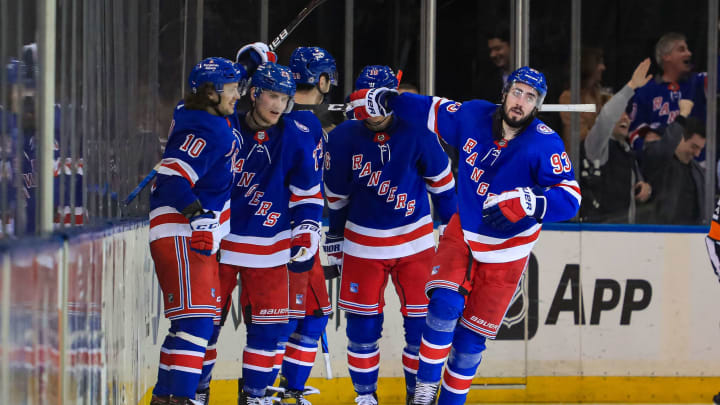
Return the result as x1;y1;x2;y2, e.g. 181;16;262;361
269;0;329;52
124;162;160;206
320;330;332;379
123;0;329;206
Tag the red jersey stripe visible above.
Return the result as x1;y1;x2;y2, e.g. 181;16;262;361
344;223;434;247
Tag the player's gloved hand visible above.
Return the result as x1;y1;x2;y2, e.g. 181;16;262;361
189;211;220;256
288;220;320;273
347;87;398;120
235;42;278;76
705;236;720;283
322;234;344;268
482;186;547;231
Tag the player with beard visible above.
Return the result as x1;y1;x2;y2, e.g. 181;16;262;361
348;66;581;405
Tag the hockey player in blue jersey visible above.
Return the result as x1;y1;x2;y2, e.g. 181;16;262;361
267;46;338;405
325;65;458;405
148;57;244;405
348;66;581;405
214;62;324;405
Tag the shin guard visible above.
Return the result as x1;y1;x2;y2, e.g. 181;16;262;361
437;325;487;405
402;316;424;395
153;317;214;399
282;315;328;391
242;322;286;398
417;289;464;384
346;313;383;395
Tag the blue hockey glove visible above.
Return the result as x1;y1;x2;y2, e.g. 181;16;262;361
189;211;220;256
287;220;320;273
482;187;547;231
347;87;398;120
235;42;277;76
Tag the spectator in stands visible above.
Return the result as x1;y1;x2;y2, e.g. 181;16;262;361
580;58;653;223
627;32;709;149
641;100;706;225
558;47;613;150
473;23;511;103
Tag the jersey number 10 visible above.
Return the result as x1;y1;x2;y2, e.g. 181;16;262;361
179;134;207;158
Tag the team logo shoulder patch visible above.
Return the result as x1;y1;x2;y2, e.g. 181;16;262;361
446;102;462;112
294;120;310;132
536;123;554;134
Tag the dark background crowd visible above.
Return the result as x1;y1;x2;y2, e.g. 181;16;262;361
2;0;718;235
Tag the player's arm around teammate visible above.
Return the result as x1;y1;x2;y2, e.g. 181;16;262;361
148;58;244;405
326;65;458;405
349;67;580;405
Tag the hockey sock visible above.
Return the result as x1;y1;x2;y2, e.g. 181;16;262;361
153;317;214;398
196;322;221;392
346;313;384;395
402;316;424;395
282;314;329;390
437;325;486;405
416;288;464;384
152;328;176;397
267;318;298;386
242;322;286;397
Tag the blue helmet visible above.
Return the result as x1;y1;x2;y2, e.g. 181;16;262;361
251;62;296;113
251;62;296;97
188;57;244;94
504;66;547;105
355;65;398;90
289;46;338;86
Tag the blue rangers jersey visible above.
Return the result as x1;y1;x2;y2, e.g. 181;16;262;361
324;117;457;259
628;68;718;148
149;102;239;242
219;114;324;268
389;94;581;263
1;104;84;234
287;109;325;191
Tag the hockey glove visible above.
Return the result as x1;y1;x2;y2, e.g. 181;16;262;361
347;88;398;120
322;234;344;268
189;211;220;256
482;186;547;231
235;42;277;76
288;220;321;273
705;236;720;283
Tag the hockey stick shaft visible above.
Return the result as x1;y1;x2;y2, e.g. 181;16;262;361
320;329;332;379
124;162;160;205
268;0;329;51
